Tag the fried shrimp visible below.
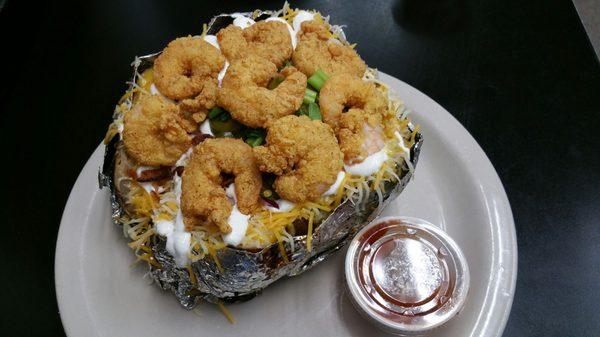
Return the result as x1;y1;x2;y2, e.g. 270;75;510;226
337;110;386;163
181;138;262;233
319;73;388;163
217;20;293;67
253;115;343;203
153;36;225;120
292;20;366;78
123;95;192;166
217;55;307;128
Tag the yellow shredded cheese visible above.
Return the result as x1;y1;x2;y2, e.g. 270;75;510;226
138;68;154;92
187;265;198;286
306;211;314;251
113;7;417;268
104;122;119;144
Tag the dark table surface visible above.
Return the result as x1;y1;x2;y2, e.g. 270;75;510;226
1;0;599;336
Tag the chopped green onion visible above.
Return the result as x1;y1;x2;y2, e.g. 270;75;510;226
208;106;225;119
279;60;293;71
218;112;231;122
308;102;322;120
268;76;285;90
307;69;329;91
296;103;309;116
244;128;265;139
244;128;266;147
246;136;264;147
303;88;317;104
210;118;242;135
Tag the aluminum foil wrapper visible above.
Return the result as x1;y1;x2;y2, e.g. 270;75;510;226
99;11;424;309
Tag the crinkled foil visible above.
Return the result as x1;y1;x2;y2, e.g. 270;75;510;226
98;11;424;309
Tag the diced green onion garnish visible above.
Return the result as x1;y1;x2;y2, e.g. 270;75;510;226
303;88;318;104
246;136;264;147
244;128;265;139
268;76;285;90
296;103;309;116
210;118;242;135
208;106;225;119
244;128;266;147
218;112;231;122
307;69;329;91
308;102;322;121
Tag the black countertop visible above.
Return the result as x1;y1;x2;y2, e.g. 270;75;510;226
1;0;599;336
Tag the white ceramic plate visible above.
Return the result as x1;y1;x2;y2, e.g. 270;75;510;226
55;73;517;337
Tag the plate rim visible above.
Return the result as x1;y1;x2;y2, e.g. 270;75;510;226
55;72;517;337
380;72;517;337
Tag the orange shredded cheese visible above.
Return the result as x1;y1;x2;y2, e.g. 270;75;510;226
216;301;235;324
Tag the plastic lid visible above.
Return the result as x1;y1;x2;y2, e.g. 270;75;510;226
345;216;470;335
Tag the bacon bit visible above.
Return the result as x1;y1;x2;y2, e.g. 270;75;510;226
261;197;279;209
150;190;160;203
192;133;213;145
127;168;138;179
175;166;185;176
137;167;171;182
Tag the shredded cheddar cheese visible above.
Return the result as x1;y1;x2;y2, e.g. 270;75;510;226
217;301;235;324
306;211;314;251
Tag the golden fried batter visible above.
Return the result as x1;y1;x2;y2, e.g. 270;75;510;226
181;138;262;233
292;20;366;78
319;73;388;163
253;115;343;202
123;95;192;166
338;109;385;163
154;36;225;119
217;55;306;128
217;21;293;67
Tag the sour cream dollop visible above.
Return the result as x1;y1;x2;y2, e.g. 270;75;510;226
344;150;388;176
175;148;193;167
232;14;256;29
292;10;315;32
217;61;229;86
156;175;191;267
199;119;214;136
265;17;297;49
265;199;296;213
149;84;160;95
394;131;411;160
203;34;219;49
222;184;250;246
324;171;346;196
202;34;229;86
